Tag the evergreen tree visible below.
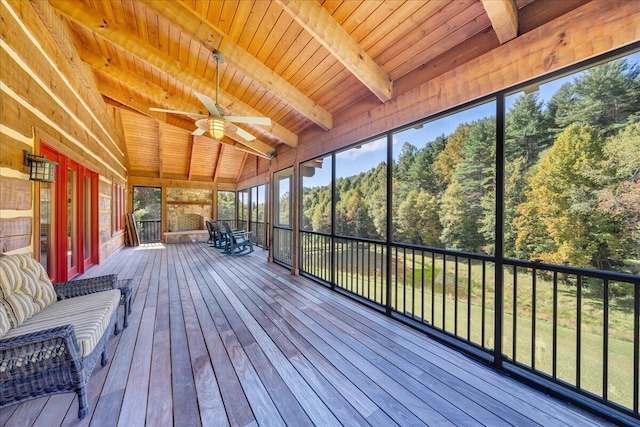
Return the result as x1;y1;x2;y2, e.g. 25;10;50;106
549;60;640;137
502;156;530;257
450;118;496;252
505;93;550;166
407;135;447;195
544;82;576;140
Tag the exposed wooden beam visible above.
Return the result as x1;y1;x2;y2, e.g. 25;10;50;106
141;0;333;131
99;84;169;122
78;46;192;113
236;152;248;182
157;120;163;178
213;144;224;182
82;49;276;159
481;0;519;44
109;104;131;172
187;137;197;181
102;86;273;160
49;0;298;148
276;0;392;103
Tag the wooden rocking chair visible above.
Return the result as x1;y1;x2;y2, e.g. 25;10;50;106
206;221;224;248
221;222;254;256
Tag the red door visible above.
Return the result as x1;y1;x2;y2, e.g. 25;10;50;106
38;143;100;282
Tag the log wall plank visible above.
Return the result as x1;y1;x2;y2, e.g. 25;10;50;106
0;217;32;253
0;177;31;210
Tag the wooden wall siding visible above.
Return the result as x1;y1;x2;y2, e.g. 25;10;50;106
0;1;126;181
0;0;129;258
237;156;272;189
25;0;124;157
0;166;32;256
295;0;640;164
0;217;32;253
0;135;32;171
0;178;31;211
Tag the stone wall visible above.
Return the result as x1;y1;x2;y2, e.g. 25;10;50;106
165;188;212;232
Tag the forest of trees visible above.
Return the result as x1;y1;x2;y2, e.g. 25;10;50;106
302;58;640;273
217;191;236;221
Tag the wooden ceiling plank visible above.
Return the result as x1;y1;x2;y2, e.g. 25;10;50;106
385;6;491;80
49;0;298;148
276;0;393;102
374;1;475;69
100;73;275;159
213;144;224;182
100;83;271;160
481;0;519;44
141;0;332;131
236;152;248;182
99;84;153;116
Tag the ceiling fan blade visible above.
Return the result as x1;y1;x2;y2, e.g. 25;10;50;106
149;107;207;118
191;128;206;136
194;118;209;130
194;92;221;117
231;127;257;141
224;116;272;126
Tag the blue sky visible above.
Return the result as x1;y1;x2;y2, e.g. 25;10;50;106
303;50;640;184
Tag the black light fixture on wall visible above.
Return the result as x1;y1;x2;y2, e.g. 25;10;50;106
23;150;57;183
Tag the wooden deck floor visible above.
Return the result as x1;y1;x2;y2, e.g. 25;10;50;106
0;243;613;426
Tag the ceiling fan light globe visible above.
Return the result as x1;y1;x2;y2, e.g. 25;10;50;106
209;118;225;139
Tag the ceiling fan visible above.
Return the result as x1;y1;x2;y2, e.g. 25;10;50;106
150;50;271;142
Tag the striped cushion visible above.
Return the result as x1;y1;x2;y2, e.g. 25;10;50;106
3;290;120;357
0;303;10;338
0;255;57;329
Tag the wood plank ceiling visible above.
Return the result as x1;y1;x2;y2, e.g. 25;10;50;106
45;0;590;183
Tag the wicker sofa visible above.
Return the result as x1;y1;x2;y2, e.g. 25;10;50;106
0;254;121;419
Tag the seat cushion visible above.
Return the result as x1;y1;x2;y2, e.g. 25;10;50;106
0;255;57;329
3;290;120;357
0;304;10;338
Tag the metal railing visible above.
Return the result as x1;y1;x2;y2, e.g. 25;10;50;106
297;231;640;421
249;221;266;248
273;226;293;267
135;219;162;243
334;236;387;307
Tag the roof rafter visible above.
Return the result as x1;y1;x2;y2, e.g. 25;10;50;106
276;0;392;103
80;47;275;159
213;144;224;182
141;0;333;131
481;0;519;44
187;137;197;180
98;83;273;159
49;0;298;148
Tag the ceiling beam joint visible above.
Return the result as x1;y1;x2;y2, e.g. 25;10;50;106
481;0;518;44
276;0;393;103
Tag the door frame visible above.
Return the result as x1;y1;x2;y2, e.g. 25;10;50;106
37;143;99;282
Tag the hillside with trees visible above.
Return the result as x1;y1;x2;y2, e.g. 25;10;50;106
302;58;640;273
